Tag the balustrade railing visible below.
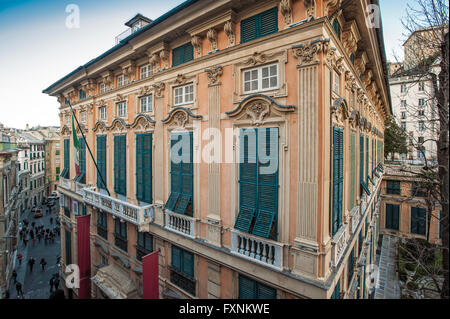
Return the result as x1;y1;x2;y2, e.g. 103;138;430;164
164;210;195;238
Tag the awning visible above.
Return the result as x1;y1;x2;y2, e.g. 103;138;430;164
91;264;137;299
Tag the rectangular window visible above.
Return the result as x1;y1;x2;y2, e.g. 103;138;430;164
173;84;194;106
136;133;152;204
136;230;153;262
117;74;126;87
65;115;70;125
331;280;341;299
172;42;194;67
117;101;127;117
401;100;407;108
401;111;406;119
366;136;369;185
350;133;356;209
411;207;426;236
418;82;425;91
386;180;401;195
99;106;107;120
74;137;86;184
401;84;406;93
97;210;108;239
79;89;86;101
418;110;425;116
332;18;341;39
61;138;70;178
347;248;354;286
100;83;107;94
234;127;279;240
332;127;344;236
385;203;400;230
360;135;370;196
401;122;406;130
419;98;425;107
238;274;277;299
243;63;278;93
165;132;194;216
411;181;425;197
114;219;128;252
332;70;340;93
241;7;278;43
140;64;152;79
170;245;195;295
80;111;86;123
419;121;425;131
114;135;127;196
97;135;107;189
140;95;153;113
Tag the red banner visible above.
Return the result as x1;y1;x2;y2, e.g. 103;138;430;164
76;215;91;299
142;251;159;299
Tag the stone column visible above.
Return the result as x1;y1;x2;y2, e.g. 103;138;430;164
205;66;223;247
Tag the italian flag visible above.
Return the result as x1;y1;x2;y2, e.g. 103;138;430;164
72;115;81;176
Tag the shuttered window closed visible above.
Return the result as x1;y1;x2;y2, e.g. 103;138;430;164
136;133;152;203
114;135;127;196
96;135;107;189
332;127;344;236
241;7;278;44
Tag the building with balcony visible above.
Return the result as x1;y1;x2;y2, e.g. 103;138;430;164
380;164;442;245
0;143;20;299
43;0;391;299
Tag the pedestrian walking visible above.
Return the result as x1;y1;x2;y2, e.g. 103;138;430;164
32;237;36;246
31;222;35;228
37;232;42;243
12;269;17;283
50;217;53;224
17;253;23;265
49;276;54;293
23;237;28;247
44;233;48;245
28;257;35;273
15;281;23;297
40;258;47;271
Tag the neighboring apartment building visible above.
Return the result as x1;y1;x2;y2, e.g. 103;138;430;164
43;0;391;299
380;164;442;245
0;142;20;299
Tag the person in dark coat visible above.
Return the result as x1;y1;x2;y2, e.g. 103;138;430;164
53;276;60;290
15;281;23;298
40;258;47;271
12;269;17;283
49;276;54;293
28;257;35;273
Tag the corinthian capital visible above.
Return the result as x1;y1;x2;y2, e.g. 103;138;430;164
292;38;328;66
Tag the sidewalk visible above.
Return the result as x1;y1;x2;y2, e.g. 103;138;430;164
374;234;401;299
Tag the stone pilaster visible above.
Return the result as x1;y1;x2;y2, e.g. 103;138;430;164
153;83;165;206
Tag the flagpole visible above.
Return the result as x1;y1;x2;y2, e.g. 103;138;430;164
67;100;111;196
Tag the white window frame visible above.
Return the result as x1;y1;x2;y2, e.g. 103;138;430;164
100;83;107;94
419;98;425;107
117;74;126;88
65;115;70;125
332;69;340;94
418;121;425;131
80;111;86;123
139;94;153;113
99;106;107;121
173;83;194;106
418;82;425;91
242;63;279;94
140;64;152;80
117;101;127;117
401;111;406;119
73;200;79;216
401;84;406;93
401;100;407;108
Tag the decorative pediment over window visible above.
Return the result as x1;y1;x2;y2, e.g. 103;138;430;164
162;106;202;129
60;125;71;137
225;94;295;125
138;85;153;97
75;123;88;134
108;118;128;134
93;121;108;134
359;117;368;130
349;109;360;130
331;97;349;125
129;114;156;132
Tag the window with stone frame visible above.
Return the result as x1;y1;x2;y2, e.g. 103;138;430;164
139;94;153;113
117;74;126;88
140;64;152;80
117;101;127;117
99;106;107;121
242;63;278;94
173;83;194;106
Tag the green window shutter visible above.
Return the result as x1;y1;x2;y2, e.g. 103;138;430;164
241;15;258;43
241;7;278;44
171;246;181;271
235;129;258;233
411;207;426;235
259;7;278;37
63;138;70;178
350;133;356;209
253;127;278;239
366;136;369;185
332;127;344;236
136;133;152;203
386;204;400;230
79;137;86;183
182;250;194;277
331;279;340;299
97;136;107;189
360;134;364;187
239;274;256;299
114;135;127;196
172;43;194;67
256;282;277;299
167;133;182;209
332;19;341;39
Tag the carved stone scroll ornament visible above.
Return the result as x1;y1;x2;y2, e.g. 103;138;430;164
279;0;292;26
223;21;235;47
139;85;152;97
191;35;202;58
304;0;316;20
331;97;349;125
207;28;218;51
204;66;223;86
324;0;342;17
246;101;271;125
152;82;165;98
159;50;169;69
149;53;160;69
162;106;202;128
292;38;328;66
244;51;269;66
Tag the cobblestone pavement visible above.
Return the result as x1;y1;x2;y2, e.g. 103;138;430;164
375;234;401;299
7;203;61;299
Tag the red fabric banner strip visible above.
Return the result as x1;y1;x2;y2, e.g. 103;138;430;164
142;251;159;299
77;215;91;299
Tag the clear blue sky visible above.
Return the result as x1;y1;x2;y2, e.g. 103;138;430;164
0;0;410;129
